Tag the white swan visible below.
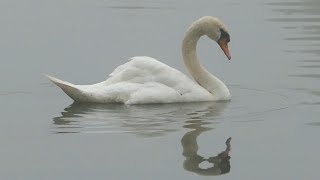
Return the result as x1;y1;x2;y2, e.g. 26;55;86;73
47;16;232;104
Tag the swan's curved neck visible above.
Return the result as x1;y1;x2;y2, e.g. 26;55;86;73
182;22;230;99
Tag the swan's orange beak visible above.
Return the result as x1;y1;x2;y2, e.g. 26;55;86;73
218;39;231;60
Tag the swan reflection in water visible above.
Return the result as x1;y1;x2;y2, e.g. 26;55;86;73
182;127;231;175
53;102;228;136
53;101;231;176
181;103;231;176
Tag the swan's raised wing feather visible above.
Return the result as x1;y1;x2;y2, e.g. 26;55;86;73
106;56;186;85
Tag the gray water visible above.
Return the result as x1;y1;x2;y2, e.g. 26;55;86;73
1;0;320;179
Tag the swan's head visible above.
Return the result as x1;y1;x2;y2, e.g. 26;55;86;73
198;16;231;60
216;28;231;60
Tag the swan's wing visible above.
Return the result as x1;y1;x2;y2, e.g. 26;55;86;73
106;56;193;91
108;56;168;80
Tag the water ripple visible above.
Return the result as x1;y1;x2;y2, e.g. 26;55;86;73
101;0;176;11
0;91;32;96
267;0;320;93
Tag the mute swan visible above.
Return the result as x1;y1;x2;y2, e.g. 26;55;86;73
47;16;232;104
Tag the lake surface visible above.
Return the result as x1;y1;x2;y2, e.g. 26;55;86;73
1;0;320;179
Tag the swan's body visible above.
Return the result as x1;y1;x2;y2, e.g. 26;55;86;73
47;16;232;104
47;56;221;104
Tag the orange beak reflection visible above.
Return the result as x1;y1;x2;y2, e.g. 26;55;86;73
218;39;231;60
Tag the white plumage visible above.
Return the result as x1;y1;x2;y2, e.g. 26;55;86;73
47;56;214;104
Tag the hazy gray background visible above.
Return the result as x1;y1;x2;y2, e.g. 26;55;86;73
1;0;320;179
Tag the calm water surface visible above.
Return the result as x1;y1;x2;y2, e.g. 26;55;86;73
1;0;320;179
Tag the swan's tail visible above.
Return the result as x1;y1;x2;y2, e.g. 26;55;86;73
46;75;84;101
